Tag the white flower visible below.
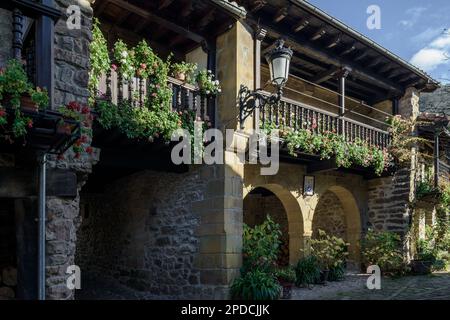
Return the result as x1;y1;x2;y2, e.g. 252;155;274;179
121;51;128;58
214;80;219;85
217;88;222;93
206;90;210;95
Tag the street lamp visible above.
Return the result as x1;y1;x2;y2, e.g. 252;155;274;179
239;39;293;129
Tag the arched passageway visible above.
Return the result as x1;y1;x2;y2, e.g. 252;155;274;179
243;184;304;265
313;186;362;266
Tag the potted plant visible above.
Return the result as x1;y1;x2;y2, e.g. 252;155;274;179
311;230;349;284
411;231;436;275
171;61;197;83
29;87;49;111
274;267;296;299
0;59;33;111
195;69;221;95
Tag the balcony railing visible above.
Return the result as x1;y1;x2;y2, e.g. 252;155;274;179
261;95;391;150
98;70;214;124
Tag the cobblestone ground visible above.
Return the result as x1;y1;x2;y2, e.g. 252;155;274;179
291;272;450;300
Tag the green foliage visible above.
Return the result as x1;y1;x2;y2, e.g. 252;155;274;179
196;70;221;95
230;269;281;300
89;18;110;100
241;215;282;274
362;229;407;275
0;59;31;108
29;87;49;109
310;229;349;270
294;255;321;286
282;128;390;176
0;59;40;139
327;263;346;281
133;40;158;79
95;99;181;141
113;39;135;81
232;216;282;300
274;266;296;283
171;61;197;83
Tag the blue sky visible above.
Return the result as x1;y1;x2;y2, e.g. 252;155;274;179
308;0;450;83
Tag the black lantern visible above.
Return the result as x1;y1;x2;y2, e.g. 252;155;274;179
239;39;293;129
265;39;293;89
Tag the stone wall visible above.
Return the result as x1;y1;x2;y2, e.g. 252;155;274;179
0;9;12;67
367;168;412;235
76;167;218;299
313;190;347;240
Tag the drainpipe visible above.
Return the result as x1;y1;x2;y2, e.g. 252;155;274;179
38;153;47;300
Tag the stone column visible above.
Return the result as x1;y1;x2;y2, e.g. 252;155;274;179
193;22;253;299
45;0;95;300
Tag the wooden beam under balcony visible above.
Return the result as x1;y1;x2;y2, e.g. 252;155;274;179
273;7;289;23
311;66;339;84
292;19;309;32
106;0;206;44
0;0;60;21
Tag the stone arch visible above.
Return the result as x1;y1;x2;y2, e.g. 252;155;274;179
243;184;304;265
313;185;362;264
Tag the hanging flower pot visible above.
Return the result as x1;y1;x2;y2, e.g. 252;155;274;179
56;122;74;135
20;94;39;113
174;72;186;82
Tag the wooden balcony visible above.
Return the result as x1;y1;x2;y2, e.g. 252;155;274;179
97;70;214;125
261;94;391;150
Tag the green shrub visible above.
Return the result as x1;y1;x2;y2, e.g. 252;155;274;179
231;269;281;300
232;216;282;300
295;255;320;286
327;263;346;281
241;215;281;274
310;229;349;271
274;266;296;283
362;229;407;275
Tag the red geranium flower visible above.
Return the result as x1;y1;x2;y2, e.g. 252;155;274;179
86;146;93;154
27;119;33;128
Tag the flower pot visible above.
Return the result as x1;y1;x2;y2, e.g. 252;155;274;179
278;281;293;299
174;72;186;82
57;123;73;135
20;95;39;113
317;269;329;284
410;260;432;275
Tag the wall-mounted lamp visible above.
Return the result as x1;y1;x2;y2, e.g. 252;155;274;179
239;39;293;129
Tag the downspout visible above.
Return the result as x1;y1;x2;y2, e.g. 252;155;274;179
38;153;47;300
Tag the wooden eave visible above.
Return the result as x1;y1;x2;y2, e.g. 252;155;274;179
236;0;440;104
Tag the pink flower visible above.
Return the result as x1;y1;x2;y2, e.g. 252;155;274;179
140;63;147;69
151;92;157;97
27;119;33;128
111;64;118;71
86;146;93;154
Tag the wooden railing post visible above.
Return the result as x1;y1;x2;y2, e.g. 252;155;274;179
337;67;351;140
435;129;440;188
12;8;23;59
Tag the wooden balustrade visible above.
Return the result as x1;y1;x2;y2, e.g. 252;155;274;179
260;95;391;149
98;70;213;123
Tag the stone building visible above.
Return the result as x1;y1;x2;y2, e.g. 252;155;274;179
0;0;445;300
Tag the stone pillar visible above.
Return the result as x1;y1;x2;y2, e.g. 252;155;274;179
193;22;253;299
45;0;95;300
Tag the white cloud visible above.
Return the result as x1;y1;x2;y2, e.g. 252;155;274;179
399;6;427;29
410;31;450;72
411;27;444;45
410;48;447;71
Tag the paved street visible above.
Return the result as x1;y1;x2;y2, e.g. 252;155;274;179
292;272;450;300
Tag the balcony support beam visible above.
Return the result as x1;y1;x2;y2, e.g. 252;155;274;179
254;28;266;131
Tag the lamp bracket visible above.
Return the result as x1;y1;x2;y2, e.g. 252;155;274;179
239;84;282;129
